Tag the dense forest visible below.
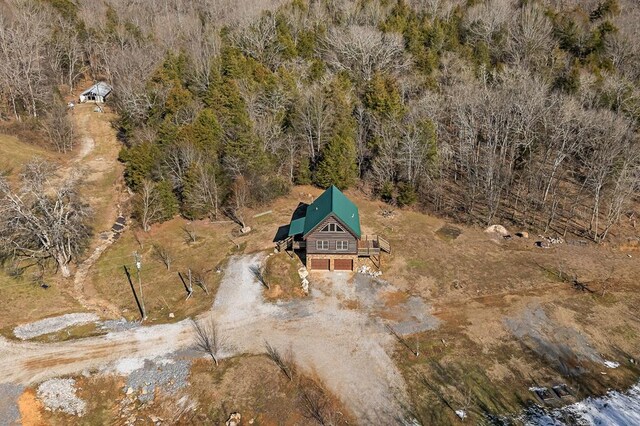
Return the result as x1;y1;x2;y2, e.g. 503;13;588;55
1;0;639;242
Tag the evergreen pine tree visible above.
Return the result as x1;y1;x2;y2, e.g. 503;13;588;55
314;78;358;189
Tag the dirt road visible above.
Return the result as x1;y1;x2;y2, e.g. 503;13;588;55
0;254;420;423
66;103;127;316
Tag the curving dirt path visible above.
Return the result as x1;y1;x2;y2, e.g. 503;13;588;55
0;255;414;424
64;103;128;316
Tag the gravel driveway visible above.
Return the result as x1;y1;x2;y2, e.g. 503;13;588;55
0;254;440;424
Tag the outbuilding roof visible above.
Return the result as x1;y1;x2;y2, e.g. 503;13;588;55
288;185;361;238
81;82;112;97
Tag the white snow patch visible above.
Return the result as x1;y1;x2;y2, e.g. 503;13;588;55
604;360;620;369
13;313;99;340
526;382;640;426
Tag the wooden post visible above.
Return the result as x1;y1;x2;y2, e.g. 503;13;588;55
178;272;192;297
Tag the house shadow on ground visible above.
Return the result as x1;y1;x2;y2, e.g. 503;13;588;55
273;202;309;265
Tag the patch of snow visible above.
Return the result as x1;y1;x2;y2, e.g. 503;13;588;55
604;360;620;369
13;313;99;340
37;378;86;416
524;382;640;426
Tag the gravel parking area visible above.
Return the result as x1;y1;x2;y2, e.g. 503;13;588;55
13;313;99;340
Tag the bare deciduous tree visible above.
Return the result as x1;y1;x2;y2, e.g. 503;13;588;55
182;225;198;244
0;161;92;277
191;317;231;366
298;379;336;426
136;179;164;232
265;341;294;381
153;244;172;270
41;101;75;153
322;25;409;81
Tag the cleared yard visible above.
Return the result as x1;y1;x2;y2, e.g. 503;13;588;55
88;218;238;323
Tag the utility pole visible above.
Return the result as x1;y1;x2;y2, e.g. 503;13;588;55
133;251;146;320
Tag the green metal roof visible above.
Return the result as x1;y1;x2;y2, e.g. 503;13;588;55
288;217;306;236
297;185;361;238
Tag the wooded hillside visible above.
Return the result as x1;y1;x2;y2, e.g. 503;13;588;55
1;0;639;241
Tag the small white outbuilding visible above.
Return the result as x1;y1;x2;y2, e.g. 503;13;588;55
79;82;112;103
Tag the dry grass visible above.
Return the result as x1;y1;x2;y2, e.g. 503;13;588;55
0;276;83;336
0;133;57;178
33;355;353;425
263;252;306;300
88;218;238;323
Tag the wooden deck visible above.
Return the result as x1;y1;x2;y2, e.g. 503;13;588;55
357;235;391;256
276;234;390;258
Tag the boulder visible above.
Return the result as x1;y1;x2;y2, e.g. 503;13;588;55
226;412;242;426
485;225;509;236
516;231;529;238
240;226;252;234
298;267;309;279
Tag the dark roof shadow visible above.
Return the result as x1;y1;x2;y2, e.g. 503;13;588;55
291;202;309;221
273;202;310;243
273;225;290;243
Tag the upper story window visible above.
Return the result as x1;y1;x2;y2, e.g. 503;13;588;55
316;240;329;250
320;223;345;233
336;241;349;251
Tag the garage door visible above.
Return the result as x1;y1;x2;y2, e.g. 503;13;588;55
334;259;353;271
310;258;330;270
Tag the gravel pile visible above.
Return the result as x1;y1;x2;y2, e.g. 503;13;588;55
125;358;190;403
99;318;140;333
0;383;24;426
14;313;99;340
37;378;86;416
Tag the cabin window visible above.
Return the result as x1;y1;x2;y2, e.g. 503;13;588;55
320;223;345;233
316;240;329;250
336;241;349;251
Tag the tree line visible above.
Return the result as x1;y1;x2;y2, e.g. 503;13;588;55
1;0;639;268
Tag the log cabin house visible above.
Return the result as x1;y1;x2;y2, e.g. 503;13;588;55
278;186;390;271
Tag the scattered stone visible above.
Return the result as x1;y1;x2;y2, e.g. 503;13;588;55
298;267;309;279
357;265;382;277
125;357;191;403
14;313;100;340
98;318;140;333
301;278;309;294
126;387;134;395
226;412;242;426
380;208;395;218
535;241;550;248
455;409;467;420
37;378;86;416
485;224;509;236
516;231;529;238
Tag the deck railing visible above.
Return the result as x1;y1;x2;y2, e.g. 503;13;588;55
358;235;391;256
